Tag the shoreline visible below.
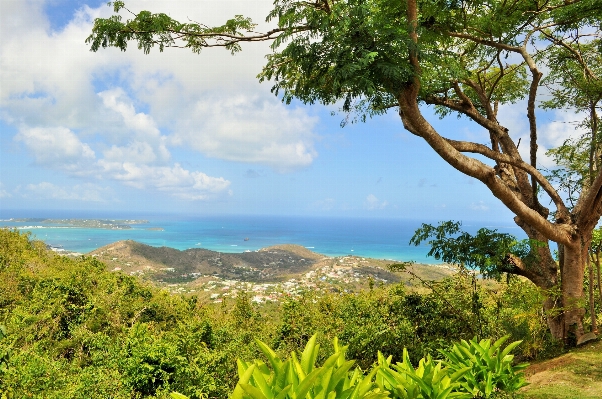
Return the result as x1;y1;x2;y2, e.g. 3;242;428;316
2;217;447;264
44;239;452;271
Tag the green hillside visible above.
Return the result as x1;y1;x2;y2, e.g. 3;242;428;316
1;228;598;398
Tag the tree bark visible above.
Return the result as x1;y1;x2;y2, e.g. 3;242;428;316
513;218;564;338
561;240;589;343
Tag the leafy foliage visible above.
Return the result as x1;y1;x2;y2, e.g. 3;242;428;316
439;337;529;398
409;221;543;280
174;334;529;399
376;348;470;399
0;229;553;398
86;1;258;54
229;334;385;399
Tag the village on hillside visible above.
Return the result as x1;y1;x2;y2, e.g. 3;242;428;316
88;241;455;302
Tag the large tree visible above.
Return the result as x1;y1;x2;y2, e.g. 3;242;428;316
87;0;602;342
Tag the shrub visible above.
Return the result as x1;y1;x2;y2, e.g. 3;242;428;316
439;336;529;398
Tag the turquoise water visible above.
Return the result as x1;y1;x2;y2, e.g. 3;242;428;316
0;211;525;263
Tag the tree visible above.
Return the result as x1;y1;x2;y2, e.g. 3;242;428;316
86;0;602;343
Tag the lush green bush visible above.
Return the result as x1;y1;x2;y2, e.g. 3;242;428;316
0;229;548;398
174;334;528;399
439;337;528;398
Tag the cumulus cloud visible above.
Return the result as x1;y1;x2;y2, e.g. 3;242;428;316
365;194;388;210
173;95;319;172
97;161;231;199
1;0;319;211
497;102;588;169
14;127;95;171
534;110;588;168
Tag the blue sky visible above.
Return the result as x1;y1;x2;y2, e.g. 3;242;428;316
0;0;577;222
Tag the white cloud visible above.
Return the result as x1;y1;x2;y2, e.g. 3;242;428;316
14;126;95;171
534;110;588;168
172;95;319;172
97;161;231;199
1;0;320;207
497;102;588;169
23;182;110;202
98;88;171;163
365;194;388;210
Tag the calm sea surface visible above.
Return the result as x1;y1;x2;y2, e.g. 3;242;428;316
0;211;525;263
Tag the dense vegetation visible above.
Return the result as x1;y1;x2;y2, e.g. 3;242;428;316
0;228;598;398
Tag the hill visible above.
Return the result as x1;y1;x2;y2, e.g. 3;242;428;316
89;240;454;299
90;240;326;282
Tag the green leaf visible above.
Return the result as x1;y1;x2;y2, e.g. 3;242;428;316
240;383;270;399
293;367;325;399
300;334;319;375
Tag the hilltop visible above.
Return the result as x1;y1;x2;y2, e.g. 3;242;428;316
90;240;325;282
89;240;455;300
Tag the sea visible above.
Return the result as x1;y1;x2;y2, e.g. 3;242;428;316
0;210;526;263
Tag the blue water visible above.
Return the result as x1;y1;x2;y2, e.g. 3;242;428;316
0;210;525;263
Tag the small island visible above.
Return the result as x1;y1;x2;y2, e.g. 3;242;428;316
10;218;153;230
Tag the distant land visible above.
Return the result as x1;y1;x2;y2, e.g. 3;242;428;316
88;240;456;302
7;218;155;230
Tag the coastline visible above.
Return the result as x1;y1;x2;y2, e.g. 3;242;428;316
3;215;525;264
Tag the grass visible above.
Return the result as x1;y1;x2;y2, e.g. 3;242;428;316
520;337;602;398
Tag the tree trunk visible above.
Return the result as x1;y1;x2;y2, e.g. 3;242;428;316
515;220;594;343
560;241;588;343
513;218;564;339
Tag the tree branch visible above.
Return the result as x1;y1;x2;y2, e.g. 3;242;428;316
400;90;573;244
447;32;523;53
540;30;599;81
574;169;602;231
444;138;570;218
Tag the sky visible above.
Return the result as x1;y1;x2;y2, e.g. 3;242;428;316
0;0;582;222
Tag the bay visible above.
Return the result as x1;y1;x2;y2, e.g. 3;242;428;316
0;210;525;263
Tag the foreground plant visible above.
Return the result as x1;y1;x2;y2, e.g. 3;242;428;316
228;334;385;399
171;334;385;399
439;336;529;398
172;334;529;399
376;349;471;399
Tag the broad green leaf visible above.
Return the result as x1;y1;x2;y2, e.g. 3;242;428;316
240;383;270;399
300;334;319;375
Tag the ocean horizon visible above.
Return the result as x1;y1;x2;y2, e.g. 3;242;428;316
0;210;526;263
